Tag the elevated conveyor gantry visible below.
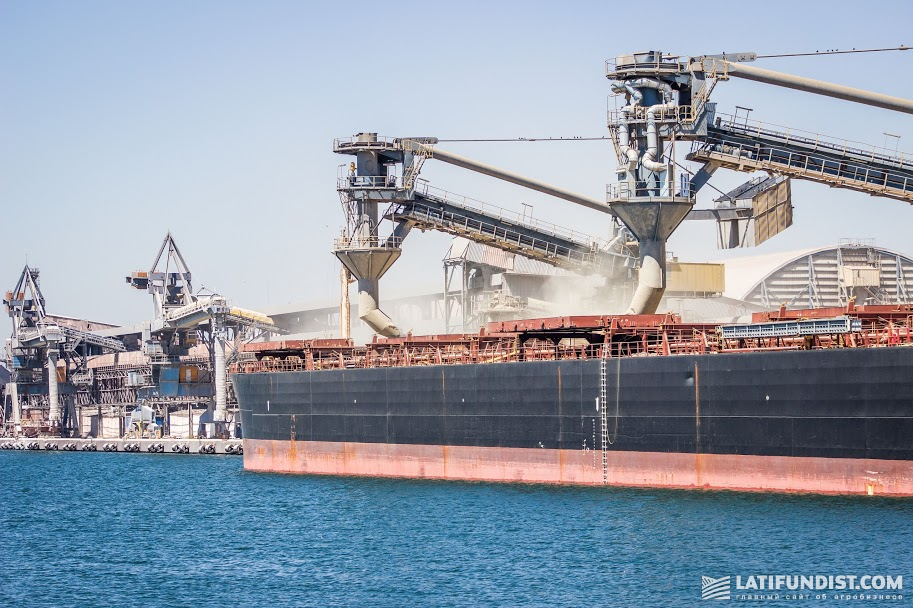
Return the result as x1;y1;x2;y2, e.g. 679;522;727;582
604;49;913;313
335;48;913;332
333;134;634;336
393;184;630;278
689;114;913;203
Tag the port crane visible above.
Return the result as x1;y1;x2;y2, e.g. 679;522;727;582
3;266;126;436
117;232;280;425
334;49;912;336
3;234;281;438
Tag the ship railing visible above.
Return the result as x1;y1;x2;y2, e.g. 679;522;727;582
230;322;913;376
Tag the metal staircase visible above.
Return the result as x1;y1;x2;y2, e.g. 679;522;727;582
689;114;913;203
388;183;632;277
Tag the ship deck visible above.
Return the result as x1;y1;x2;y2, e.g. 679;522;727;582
232;303;913;374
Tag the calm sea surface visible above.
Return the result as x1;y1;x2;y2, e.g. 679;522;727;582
1;452;911;607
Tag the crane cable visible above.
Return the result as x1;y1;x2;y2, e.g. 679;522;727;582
436;136;612;142
438;46;910;143
756;45;909;59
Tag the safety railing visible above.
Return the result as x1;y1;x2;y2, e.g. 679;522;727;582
606;179;693;202
60;327;126;352
333;235;404;250
691;135;913;196
605;55;684;78
337;175;404;190
396;198;621;270
232;318;913;375
333;136;400;152
712;113;909;168
414;182;610;251
398;201;577;262
607;104;694;126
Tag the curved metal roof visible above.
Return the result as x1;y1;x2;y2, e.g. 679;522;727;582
721;242;913;308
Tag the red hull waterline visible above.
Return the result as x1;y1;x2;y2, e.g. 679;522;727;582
244;439;913;497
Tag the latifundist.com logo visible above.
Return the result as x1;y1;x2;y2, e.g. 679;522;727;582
702;576;731;600
701;575;903;601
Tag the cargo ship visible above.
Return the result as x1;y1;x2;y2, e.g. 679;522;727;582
232;302;913;496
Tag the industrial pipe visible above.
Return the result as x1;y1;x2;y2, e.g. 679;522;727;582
47;349;59;426
641;104;672;173
615;107;639;173
625;78;673;103
213;335;227;423
717;61;913;115
7;382;21;436
611;78;672;104
626;240;666;315
611;82;643;105
412;144;615;216
358;280;401;337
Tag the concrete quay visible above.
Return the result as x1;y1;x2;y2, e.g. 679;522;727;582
0;437;243;455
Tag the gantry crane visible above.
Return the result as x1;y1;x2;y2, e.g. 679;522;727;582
3;266;125;436
120;232;280;426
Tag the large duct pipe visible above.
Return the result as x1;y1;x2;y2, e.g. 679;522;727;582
413;144;614;216
47;349;59;426
626;240;665;314
641;104;671;173
358;279;401;337
213;335;226;423
715;61;913;115
624;78;673;103
611;81;643;105
615;107;639;174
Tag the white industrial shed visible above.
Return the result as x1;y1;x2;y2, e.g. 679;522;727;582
722;241;913;309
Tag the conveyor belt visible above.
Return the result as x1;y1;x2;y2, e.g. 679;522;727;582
689;116;913;203
387;187;631;277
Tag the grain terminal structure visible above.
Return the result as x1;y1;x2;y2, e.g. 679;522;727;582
235;49;913;495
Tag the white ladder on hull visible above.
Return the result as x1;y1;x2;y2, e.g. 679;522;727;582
600;352;608;484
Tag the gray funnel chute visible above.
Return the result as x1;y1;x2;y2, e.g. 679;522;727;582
334;245;402;337
335;249;400;283
610;200;692;315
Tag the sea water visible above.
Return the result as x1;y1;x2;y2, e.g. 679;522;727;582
1;452;911;607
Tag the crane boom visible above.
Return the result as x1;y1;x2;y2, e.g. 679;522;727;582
409;143;615;216
703;59;913;115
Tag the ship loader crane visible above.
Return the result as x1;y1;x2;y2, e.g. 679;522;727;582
3;266;126;437
334;48;913;333
112;233;281;428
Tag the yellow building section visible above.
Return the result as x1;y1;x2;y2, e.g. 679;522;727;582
229;307;275;326
666;262;725;295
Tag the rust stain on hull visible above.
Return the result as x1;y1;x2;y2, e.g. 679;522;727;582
243;439;913;497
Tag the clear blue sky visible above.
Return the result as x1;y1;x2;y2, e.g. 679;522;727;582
2;0;912;324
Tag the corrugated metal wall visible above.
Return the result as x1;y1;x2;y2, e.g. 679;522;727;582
742;245;913;308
